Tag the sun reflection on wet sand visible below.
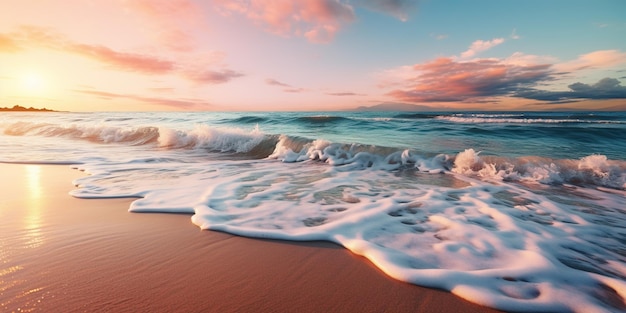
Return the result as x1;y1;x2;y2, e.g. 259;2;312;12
0;165;51;312
24;165;44;248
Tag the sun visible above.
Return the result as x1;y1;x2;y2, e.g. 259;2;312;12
19;72;46;93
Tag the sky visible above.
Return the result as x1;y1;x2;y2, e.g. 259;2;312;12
0;0;625;112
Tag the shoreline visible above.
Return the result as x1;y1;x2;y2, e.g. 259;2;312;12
0;163;502;312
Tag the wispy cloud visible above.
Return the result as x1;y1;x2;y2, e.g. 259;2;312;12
284;88;307;93
326;92;364;96
74;89;213;110
460;38;505;59
2;26;243;84
68;43;175;74
183;69;244;84
431;33;448;40
148;87;176;93
355;0;417;22
594;22;609;28
265;78;293;87
265;78;307;93
9;25;174;74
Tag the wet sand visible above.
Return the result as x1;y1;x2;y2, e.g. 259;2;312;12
0;163;502;312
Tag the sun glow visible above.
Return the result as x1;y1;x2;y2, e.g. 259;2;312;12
19;72;46;93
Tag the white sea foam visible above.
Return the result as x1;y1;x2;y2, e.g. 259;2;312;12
69;154;626;312
438;116;625;124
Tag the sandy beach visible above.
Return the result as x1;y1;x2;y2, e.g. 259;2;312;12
0;163;502;312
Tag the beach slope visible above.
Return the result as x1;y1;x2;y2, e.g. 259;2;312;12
0;164;501;312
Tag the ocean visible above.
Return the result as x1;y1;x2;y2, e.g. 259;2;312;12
1;111;625;312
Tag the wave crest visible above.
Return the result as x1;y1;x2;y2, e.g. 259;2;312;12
452;149;626;190
4;121;624;190
3;121;159;145
157;125;265;153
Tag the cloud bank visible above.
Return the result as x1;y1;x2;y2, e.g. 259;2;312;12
387;57;553;102
384;38;626;106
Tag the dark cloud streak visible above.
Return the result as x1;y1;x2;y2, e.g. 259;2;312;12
514;77;626;102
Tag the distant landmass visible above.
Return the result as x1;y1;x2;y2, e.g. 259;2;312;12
351;103;439;111
0;105;56;112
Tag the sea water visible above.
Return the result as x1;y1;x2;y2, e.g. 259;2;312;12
1;111;625;312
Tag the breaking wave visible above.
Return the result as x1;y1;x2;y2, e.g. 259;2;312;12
5;121;623;190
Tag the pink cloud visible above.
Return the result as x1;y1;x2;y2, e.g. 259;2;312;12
265;78;308;93
215;0;355;43
460;38;505;59
387;57;553;103
13;26;174;74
